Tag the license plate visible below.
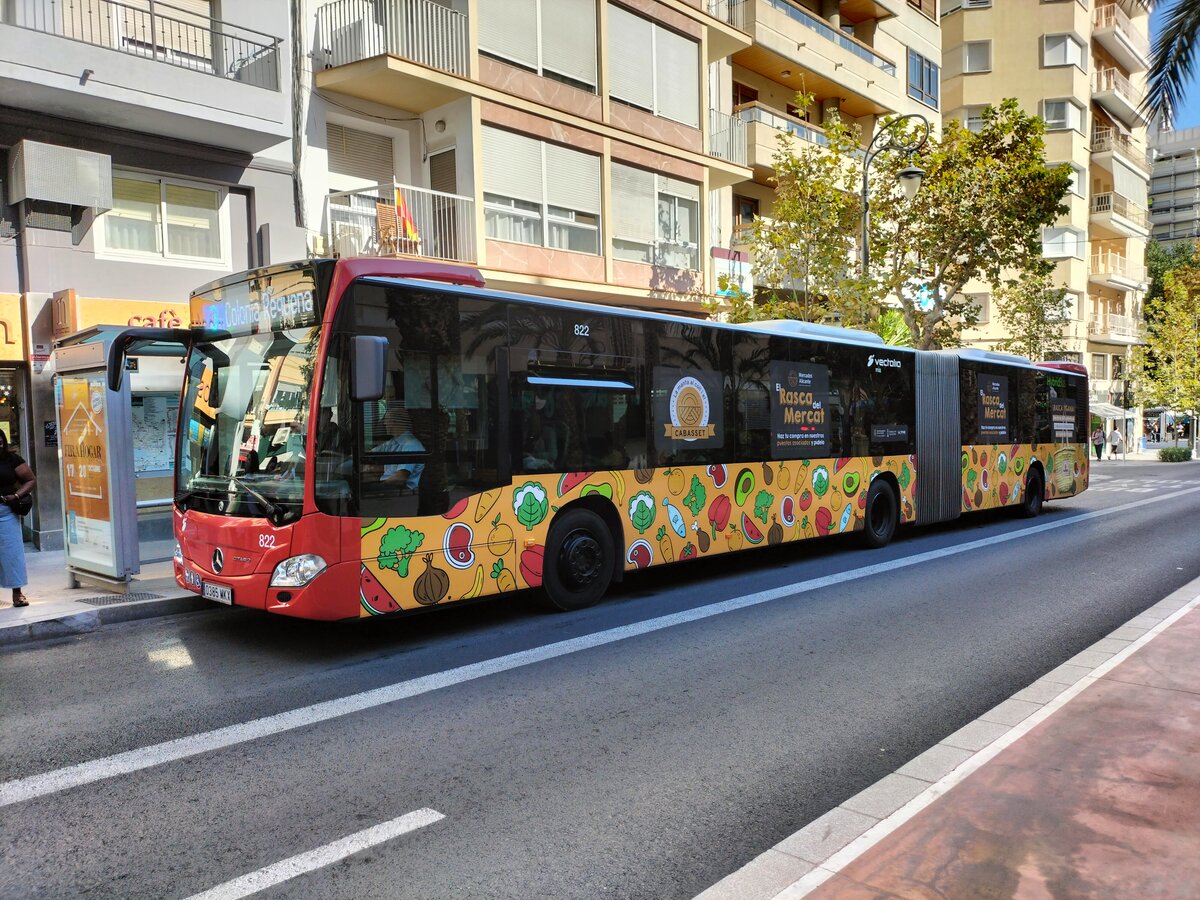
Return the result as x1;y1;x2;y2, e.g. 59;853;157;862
202;582;233;604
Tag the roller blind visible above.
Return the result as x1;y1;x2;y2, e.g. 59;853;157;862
482;126;543;203
608;5;653;110
612;162;656;242
655;26;699;127
1112;160;1148;207
543;0;597;87
545;143;601;214
478;0;538;68
658;175;699;202
327;124;394;187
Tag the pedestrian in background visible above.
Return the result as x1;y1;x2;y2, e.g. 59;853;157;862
1091;427;1105;461
0;430;35;607
1109;425;1124;460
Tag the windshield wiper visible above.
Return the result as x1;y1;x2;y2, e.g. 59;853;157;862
224;475;286;521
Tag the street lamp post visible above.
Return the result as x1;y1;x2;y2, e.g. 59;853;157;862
860;113;931;274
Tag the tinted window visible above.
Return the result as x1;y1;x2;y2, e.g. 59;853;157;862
645;320;731;467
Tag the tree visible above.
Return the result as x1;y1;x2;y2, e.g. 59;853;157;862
1145;238;1197;308
1137;266;1200;453
1136;0;1200;127
873;309;913;347
993;273;1073;362
867;100;1072;349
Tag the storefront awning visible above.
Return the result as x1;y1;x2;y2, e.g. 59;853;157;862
1091;401;1134;419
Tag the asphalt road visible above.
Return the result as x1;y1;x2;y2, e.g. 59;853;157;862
3;460;1199;899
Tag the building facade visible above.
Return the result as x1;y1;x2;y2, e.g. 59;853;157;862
1150;124;1200;247
941;0;1151;419
0;0;305;549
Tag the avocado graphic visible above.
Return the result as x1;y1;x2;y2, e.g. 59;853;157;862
842;471;862;497
1014;457;1025;475
734;467;756;506
961;450;969;471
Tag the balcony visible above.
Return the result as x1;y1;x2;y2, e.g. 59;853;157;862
1089;252;1147;291
709;109;749;167
0;0;286;150
733;0;898;119
326;183;477;264
736;102;828;174
1091;126;1151;177
1093;4;1150;74
315;0;470;112
1092;68;1149;129
1087;311;1143;345
704;0;754;57
1090;191;1150;237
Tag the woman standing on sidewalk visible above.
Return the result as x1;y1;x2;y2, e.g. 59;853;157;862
1091;427;1105;461
0;430;35;607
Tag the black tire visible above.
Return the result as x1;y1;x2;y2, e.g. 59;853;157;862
860;479;898;549
540;507;615;612
1020;470;1044;518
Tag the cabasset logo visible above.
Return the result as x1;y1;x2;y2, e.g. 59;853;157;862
867;354;902;369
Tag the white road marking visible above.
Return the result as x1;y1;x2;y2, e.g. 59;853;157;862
3;485;1200;810
185;808;444;900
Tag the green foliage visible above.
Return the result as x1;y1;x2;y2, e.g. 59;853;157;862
1159;446;1192;462
683;475;706;517
871;309;913;347
378;524;424;577
1146;239;1197;307
1137;266;1200;456
993;272;1072;362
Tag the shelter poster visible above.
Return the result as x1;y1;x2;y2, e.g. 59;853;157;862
770;361;830;458
978;374;1009;443
56;374;115;569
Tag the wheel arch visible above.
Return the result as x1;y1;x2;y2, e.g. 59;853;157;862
869;470;902;523
554;495;627;583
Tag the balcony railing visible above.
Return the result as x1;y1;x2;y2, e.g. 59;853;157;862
709;109;748;166
708;0;749;31
764;0;897;76
1088;312;1142;341
1090;252;1146;283
1094;4;1150;61
1091;126;1152;174
1093;68;1145;109
327;183;477;264
737;102;829;148
317;0;469;75
2;0;281;89
1091;191;1149;228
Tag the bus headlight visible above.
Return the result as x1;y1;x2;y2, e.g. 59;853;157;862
173;541;184;565
270;554;328;587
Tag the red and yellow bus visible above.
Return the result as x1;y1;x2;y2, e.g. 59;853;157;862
109;258;1089;620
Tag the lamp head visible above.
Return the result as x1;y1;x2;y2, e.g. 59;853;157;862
898;165;924;200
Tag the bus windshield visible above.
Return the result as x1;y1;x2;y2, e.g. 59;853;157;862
176;266;323;522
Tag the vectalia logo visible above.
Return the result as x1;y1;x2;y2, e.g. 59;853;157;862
868;354;902;369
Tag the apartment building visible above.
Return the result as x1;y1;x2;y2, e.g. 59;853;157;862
1150;124;1200;246
0;0;305;548
942;0;1151;418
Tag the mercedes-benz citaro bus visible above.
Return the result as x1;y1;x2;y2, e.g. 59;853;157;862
107;258;1089;621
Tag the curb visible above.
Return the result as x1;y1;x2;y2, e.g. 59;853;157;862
696;575;1200;900
0;593;212;649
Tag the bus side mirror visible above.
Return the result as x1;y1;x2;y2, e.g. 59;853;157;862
351;335;389;402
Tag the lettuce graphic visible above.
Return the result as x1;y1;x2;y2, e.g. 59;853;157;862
513;482;549;531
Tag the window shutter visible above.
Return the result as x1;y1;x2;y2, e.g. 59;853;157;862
654;26;699;127
542;0;597;87
478;0;539;69
1112;160;1147;206
611;163;655;242
658;175;700;203
545;143;601;214
965;42;989;72
608;5;653;110
327;124;394;187
482;126;544;204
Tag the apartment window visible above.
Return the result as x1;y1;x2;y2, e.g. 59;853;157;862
478;0;597;91
1043;99;1085;133
1112;355;1125;379
966;292;990;325
1043;34;1087;71
907;49;940;110
942;0;991;13
965;106;987;133
1053;162;1086;196
734;82;759;108
327;123;394;188
1043;226;1084;258
612;162;700;271
1091;354;1107;380
608;4;700;128
101;173;225;263
482;127;601;254
907;0;936;18
735;195;759;227
964;41;991;73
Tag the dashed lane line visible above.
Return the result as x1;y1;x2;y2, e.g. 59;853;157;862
185;808;444;900
3;485;1200;810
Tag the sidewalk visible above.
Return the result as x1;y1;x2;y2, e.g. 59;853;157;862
0;544;205;647
702;577;1200;899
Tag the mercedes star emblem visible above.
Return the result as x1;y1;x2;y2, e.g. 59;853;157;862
212;548;224;574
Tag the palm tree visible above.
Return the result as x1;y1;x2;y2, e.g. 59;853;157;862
1139;0;1200;127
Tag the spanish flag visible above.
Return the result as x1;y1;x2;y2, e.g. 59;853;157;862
394;188;420;243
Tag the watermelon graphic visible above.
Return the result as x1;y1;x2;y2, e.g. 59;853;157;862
360;565;400;615
557;472;595;497
741;511;764;545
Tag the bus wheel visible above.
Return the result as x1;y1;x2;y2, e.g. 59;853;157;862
1020;470;1044;518
861;479;898;549
541;508;615;612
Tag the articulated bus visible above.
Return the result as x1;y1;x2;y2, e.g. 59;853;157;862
109;258;1089;620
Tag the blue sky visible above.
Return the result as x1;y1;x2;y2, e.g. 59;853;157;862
1151;0;1200;129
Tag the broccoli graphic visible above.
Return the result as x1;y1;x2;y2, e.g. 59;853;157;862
683;475;706;517
754;489;773;524
378;524;425;577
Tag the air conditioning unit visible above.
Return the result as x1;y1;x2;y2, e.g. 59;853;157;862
8;140;113;210
334;222;368;257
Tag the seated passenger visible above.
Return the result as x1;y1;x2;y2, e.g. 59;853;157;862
371;405;426;491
